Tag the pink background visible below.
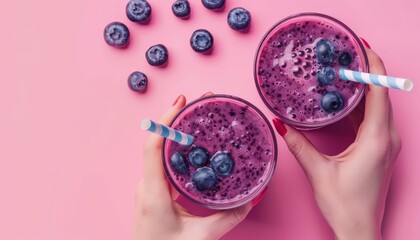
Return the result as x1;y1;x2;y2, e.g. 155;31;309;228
1;0;419;239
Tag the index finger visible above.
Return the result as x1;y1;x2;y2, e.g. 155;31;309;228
359;48;391;137
142;95;186;185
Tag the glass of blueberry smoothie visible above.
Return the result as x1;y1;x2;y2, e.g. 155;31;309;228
255;13;369;130
162;94;277;209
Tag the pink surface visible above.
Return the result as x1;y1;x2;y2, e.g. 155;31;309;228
1;0;419;239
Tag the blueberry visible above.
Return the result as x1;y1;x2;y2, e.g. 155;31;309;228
316;39;334;65
210;152;234;177
172;0;190;19
227;7;251;31
170;152;189;174
201;0;225;10
188;147;209;168
128;71;148;92
103;22;130;48
321;91;345;113
145;44;168;66
126;0;152;23
317;67;336;86
190;29;213;53
192;167;217;191
338;51;353;66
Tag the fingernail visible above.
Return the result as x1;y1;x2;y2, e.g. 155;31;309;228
172;95;182;106
360;37;371;49
272;118;287;136
200;92;213;97
251;187;268;206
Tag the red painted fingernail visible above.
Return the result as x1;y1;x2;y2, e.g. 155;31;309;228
360;37;371;49
252;187;268;206
200;92;213;97
272;118;287;136
172;95;182;106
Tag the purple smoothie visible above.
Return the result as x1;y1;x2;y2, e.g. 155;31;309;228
163;95;277;209
255;13;368;129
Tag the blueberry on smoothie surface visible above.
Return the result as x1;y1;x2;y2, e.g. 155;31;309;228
316;39;335;65
321;91;345;113
172;0;191;19
192;167;217;191
188;147;209;168
126;0;152;23
103;22;130;48
338;51;353;66
190;29;213;53
145;44;168;66
128;71;148;92
317;67;336;86
210;152;234;177
201;0;225;10
170;152;189;174
227;7;251;31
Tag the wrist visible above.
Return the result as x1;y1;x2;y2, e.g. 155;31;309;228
333;220;382;240
335;232;382;240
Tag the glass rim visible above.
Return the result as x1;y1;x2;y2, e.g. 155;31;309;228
253;12;370;129
162;94;278;209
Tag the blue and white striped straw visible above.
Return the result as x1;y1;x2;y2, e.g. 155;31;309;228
141;118;194;146
339;68;413;92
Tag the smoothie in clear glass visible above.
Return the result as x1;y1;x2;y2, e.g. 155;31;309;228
255;13;369;129
162;95;277;209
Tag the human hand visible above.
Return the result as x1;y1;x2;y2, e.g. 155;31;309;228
133;94;256;240
272;45;402;240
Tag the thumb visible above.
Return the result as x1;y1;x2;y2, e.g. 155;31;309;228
272;118;323;174
201;203;253;239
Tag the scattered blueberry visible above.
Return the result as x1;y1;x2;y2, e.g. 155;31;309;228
227;7;251;31
210;152;234;177
188;147;209;168
316;39;334;65
170;152;189;174
126;0;152;23
172;0;191;19
145;44;168;66
317;67;336;86
128;71;148;92
338;51;353;66
192;167;217;191
321;91;345;113
190;29;213;53
103;22;130;48
201;0;225;10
